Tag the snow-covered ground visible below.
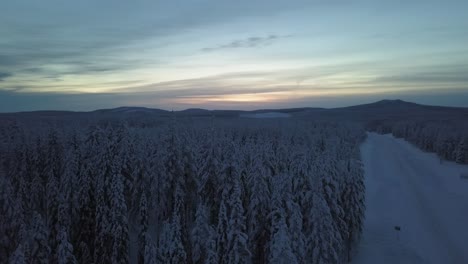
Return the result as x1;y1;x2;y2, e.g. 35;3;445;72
354;132;468;264
241;112;290;118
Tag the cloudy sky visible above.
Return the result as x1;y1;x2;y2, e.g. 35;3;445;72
1;0;468;111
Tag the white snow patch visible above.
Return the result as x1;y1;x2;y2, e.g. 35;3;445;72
241;112;290;118
353;132;468;264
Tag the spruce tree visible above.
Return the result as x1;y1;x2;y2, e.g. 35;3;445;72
138;193;148;264
109;172;130;264
56;227;77;264
30;212;50;264
9;244;26;264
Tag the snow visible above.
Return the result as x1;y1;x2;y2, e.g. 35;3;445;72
354;132;468;264
241;112;290;118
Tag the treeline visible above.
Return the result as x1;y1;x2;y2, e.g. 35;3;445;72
369;120;468;164
0;118;366;263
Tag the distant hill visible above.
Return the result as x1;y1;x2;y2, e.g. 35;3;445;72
93;106;169;115
1;99;467;123
327;99;468;122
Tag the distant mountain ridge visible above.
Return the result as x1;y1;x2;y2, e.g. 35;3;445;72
1;100;467;122
328;99;468;121
93;106;168;114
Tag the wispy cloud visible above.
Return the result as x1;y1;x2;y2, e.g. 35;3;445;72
0;72;12;81
374;70;468;84
2;86;468;113
1;1;468;111
201;35;290;52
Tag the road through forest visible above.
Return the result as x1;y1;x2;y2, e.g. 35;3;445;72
353;133;468;264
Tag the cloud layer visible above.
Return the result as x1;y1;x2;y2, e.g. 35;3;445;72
201;35;289;52
1;0;468;111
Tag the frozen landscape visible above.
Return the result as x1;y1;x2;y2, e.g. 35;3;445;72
0;100;467;263
354;133;468;264
2;1;468;262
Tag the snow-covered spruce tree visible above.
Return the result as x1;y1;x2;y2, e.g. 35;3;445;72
10;145;36;216
204;232;218;264
143;142;162;216
77;242;91;264
158;220;172;263
30;169;45;216
224;163;250;264
191;202;215;264
143;235;157;264
164;134;198;261
216;194;229;264
45;161;61;262
246;166;270;263
94;141;113;264
159;125;187;264
93;125;130;264
191;131;210;193
455;137;468;164
158;213;187;264
268;174;298;264
109;172;130;264
75;165;96;263
440;136;457;160
20;164;33;213
57;192;71;234
277;153;308;263
138;193;149;264
172;173;189;260
307;190;341;264
30;212;50;264
199;137;221;224
0;177;23;260
114;125;137;207
63;132;83;232
9;244;26;264
180;142;198;245
45;129;65;215
285;194;306;262
317;156;346;258
56;227;77;264
341;159;365;262
269;216;298;264
163;121;183;221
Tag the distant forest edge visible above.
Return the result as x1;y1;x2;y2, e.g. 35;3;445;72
368;120;468;164
1;99;466;164
0;119;365;263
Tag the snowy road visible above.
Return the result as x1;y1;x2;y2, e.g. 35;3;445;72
353;133;468;264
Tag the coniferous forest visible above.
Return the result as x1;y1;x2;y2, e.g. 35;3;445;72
369;120;468;164
0;117;366;263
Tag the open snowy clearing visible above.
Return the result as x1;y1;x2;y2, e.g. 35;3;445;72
354;132;468;264
240;112;291;118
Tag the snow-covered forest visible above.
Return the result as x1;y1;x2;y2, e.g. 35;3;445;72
0;118;365;263
369;120;468;164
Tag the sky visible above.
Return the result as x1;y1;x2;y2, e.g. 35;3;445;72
1;0;468;112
